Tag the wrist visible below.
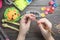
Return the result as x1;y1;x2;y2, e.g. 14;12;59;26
46;35;55;40
19;30;27;35
17;32;26;40
19;32;26;36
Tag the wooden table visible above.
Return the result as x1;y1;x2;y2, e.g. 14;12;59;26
0;0;60;40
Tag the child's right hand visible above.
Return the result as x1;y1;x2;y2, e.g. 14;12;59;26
37;18;54;40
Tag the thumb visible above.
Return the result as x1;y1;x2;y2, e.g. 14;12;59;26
27;19;31;26
39;24;46;32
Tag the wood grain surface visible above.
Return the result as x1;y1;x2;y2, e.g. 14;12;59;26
0;0;60;40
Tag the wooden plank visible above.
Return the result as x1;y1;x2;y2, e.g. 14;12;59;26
0;0;60;40
30;0;60;6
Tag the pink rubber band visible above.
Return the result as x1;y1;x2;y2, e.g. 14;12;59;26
0;0;2;8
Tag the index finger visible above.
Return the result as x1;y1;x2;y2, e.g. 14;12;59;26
37;18;52;29
22;14;36;20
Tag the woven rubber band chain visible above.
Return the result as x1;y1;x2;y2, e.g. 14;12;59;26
26;0;58;18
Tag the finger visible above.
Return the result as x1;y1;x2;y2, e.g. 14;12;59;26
27;19;31;26
39;23;46;33
37;18;52;29
41;18;52;29
23;14;35;19
22;14;36;21
22;14;35;20
20;14;36;24
25;16;35;24
27;14;36;20
29;15;36;20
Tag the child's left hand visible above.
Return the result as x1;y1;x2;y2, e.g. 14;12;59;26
19;14;36;35
17;14;36;40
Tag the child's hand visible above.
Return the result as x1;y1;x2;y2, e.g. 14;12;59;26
37;18;54;40
19;14;36;35
17;14;36;40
